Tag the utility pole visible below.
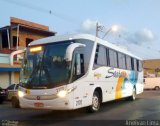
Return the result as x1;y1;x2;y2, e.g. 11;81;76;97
96;22;99;37
95;22;104;38
96;23;118;39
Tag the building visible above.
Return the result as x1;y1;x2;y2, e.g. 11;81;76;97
143;59;160;78
0;17;56;88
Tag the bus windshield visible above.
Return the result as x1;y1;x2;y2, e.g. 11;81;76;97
20;42;71;89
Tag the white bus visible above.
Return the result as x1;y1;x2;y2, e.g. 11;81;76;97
18;34;144;112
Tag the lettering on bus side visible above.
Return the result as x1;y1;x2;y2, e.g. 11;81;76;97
76;100;82;106
105;68;127;78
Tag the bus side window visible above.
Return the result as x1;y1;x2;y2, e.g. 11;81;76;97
94;45;108;69
131;57;134;70
118;52;126;69
138;60;143;72
94;45;99;64
134;59;137;71
74;53;85;80
126;55;131;70
136;59;139;71
109;49;118;68
106;48;109;66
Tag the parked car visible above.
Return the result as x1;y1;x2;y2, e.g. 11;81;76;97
6;84;20;108
0;87;7;104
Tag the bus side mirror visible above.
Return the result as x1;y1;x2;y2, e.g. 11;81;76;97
64;43;86;62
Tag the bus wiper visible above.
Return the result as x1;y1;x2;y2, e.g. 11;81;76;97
32;86;47;89
28;61;41;84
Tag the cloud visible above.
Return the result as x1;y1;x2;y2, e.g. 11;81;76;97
81;19;124;39
81;19;97;32
135;29;154;42
80;20;155;46
114;28;159;59
79;20;159;59
124;28;155;44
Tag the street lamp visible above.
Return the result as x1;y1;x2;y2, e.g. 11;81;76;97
95;23;118;39
102;25;118;39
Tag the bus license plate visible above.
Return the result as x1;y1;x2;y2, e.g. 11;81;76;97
34;103;44;108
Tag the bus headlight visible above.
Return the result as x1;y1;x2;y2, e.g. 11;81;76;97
18;91;25;98
57;90;67;98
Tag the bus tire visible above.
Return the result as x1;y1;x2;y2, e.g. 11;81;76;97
11;97;20;108
0;100;3;104
87;91;101;113
129;87;136;101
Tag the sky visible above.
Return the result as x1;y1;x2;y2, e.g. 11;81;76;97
0;0;160;60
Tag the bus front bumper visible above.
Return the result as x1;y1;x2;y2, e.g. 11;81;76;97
19;97;74;110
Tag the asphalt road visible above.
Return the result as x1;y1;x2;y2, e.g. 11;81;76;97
0;90;160;126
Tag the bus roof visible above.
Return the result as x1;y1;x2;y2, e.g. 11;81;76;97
29;34;142;60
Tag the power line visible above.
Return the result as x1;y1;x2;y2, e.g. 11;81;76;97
1;0;79;24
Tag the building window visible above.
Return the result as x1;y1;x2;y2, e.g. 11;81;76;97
26;38;33;47
1;30;9;48
13;36;19;47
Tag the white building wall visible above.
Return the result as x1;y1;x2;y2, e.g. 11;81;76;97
11;72;15;84
13;72;20;84
0;72;10;88
0;53;20;88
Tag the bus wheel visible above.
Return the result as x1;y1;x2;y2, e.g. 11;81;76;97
129;87;136;101
87;91;100;113
12;97;20;108
0;100;3;104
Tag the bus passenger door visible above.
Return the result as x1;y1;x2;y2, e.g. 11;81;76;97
72;53;85;81
72;53;86;109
